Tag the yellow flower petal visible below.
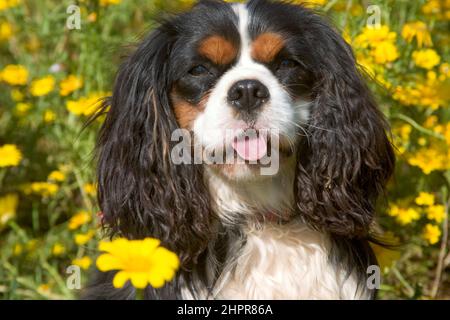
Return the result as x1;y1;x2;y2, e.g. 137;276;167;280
130;273;150;289
148;272;166;289
112;271;131;288
72;256;92;270
96;253;125;272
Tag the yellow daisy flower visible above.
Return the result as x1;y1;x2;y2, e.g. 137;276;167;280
43;110;56;123
68;211;92;230
72;256;92;270
37;284;51;295
30;75;55;97
87;12;97;22
25;182;59;197
59;75;83;96
371;41;399;64
96;238;180;289
401;21;433;48
0;0;21;11
52;243;66;256
353;25;397;49
388;204;420;225
15;102;32;116
47;170;66;182
415;192;435;206
0;21;12;41
11;89;24;102
67;92;108;116
74;230;96;246
13;243;23;256
426;205;446;223
408;147;448;174
422;224;441;245
0;64;28;85
83;183;97;196
0;194;18;229
422;0;450;20
0;144;22;167
412;49;441;70
400;125;412;140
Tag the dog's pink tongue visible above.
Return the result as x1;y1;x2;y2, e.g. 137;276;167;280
232;135;267;161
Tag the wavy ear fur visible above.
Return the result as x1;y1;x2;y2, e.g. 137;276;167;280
295;20;395;238
96;27;213;270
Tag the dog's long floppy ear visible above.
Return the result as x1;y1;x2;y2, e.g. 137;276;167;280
295;22;395;238
96;27;213;269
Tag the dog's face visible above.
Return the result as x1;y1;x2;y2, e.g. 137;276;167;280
97;0;395;268
170;1;315;180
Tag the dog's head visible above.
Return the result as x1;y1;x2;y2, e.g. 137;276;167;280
97;0;395;269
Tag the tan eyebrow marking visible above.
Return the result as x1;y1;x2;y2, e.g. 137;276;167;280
251;32;285;63
198;35;237;65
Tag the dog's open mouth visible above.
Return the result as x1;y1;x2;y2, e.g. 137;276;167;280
202;129;294;166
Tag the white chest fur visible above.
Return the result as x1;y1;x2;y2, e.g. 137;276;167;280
212;222;367;300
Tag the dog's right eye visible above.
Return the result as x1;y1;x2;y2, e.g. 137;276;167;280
189;65;209;76
278;58;299;70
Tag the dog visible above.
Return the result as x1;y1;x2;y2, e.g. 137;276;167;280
83;0;395;300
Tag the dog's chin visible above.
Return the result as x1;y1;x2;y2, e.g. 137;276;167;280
209;163;267;182
208;150;295;182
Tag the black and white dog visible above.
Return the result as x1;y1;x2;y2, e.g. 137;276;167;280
84;0;395;300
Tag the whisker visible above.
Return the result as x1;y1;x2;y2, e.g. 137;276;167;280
294;102;312;109
283;83;312;90
283;119;311;146
291;111;335;133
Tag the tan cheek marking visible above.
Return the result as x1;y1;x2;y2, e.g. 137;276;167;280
198;35;237;65
171;89;208;129
251;32;285;64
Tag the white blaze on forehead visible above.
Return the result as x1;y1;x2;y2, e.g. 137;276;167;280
233;3;252;65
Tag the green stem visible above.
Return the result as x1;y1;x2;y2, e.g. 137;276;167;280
40;256;74;299
73;168;94;212
0;169;6;190
391;265;415;298
341;0;353;30
431;184;450;297
135;289;145;300
323;0;340;12
391;113;446;140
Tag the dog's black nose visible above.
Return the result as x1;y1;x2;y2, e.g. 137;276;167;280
227;80;270;112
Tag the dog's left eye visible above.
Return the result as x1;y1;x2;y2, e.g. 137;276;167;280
189;65;210;76
279;59;298;70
